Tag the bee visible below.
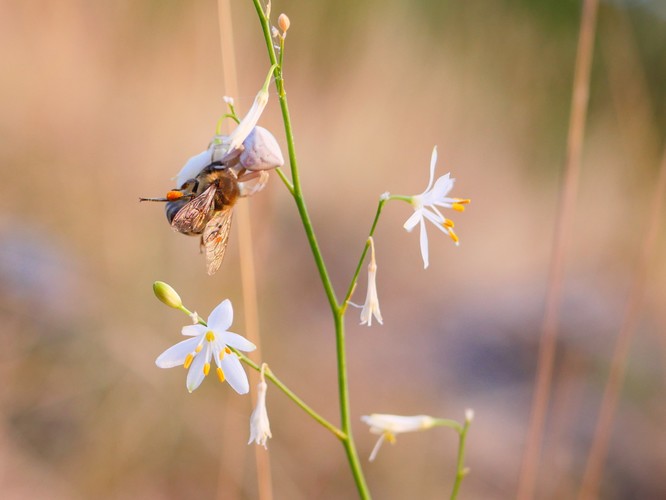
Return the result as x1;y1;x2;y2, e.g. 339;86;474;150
141;162;268;275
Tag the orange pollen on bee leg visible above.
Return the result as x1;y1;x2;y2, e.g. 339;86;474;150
217;367;225;383
184;353;194;369
166;190;185;201
203;362;211;376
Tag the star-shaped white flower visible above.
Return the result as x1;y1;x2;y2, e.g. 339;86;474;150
155;299;256;394
403;146;470;269
361;414;437;461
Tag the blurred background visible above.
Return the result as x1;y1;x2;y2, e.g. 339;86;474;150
0;0;664;498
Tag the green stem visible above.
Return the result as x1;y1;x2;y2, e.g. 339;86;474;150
340;197;387;313
250;2;370;498
448;416;472;500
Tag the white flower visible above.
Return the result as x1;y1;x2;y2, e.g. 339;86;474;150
248;366;272;448
361;414;436;461
403;146;470;269
360;237;382;326
155;299;256;394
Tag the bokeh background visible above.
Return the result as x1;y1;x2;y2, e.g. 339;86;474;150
1;0;665;498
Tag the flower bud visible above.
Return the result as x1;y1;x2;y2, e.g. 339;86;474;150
278;13;290;33
240;126;284;171
153;281;182;309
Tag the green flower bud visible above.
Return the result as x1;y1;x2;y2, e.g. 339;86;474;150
153;281;182;309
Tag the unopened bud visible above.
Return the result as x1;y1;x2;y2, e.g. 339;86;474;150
153;281;182;309
278;13;290;33
465;408;475;423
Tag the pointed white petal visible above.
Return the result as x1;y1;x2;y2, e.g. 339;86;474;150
221;354;250;394
403;210;422;232
368;434;386;462
182;325;206;337
155;337;201;368
240;126;284;171
208;299;233;332
424;146;438;192
186;349;208;392
221;332;256;352
175;149;211;188
419;218;430;269
425;173;454;203
422;209;450;234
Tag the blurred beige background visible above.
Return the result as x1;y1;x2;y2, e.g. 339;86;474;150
0;0;664;498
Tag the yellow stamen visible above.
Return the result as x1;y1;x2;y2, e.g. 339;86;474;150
225;347;231;355
184;353;194;369
385;432;397;444
205;331;215;342
448;228;460;244
455;198;471;204
452;203;466;212
203;362;210;376
443;218;455;228
195;345;202;353
217;367;225;383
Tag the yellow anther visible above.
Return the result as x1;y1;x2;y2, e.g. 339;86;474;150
452;203;466;212
195;345;202;353
455;198;471;204
225;347;232;355
205;331;215;342
217;367;225;383
448;228;460;244
385;432;397;444
443;218;455;228
184;353;194;369
203;362;210;376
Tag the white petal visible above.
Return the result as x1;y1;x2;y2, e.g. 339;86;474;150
419;218;430;269
186;348;208;392
207;299;233;332
155;337;201;368
175;149;211;188
221;354;250;394
403;210;422;232
422;209;449;233
363;414;435;433
240;126;284;171
425;174;454;203
424;146;438;193
221;332;257;352
227;89;269;154
368;434;386;462
182;324;206;337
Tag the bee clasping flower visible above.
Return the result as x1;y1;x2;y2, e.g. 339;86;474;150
155;299;256;394
403;146;470;269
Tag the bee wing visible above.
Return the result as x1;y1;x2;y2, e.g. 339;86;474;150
170;183;217;234
202;207;234;275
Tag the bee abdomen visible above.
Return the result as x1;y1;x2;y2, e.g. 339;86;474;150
166;200;188;225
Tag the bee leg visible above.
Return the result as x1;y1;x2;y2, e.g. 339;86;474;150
237;170;269;197
199;235;205;254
